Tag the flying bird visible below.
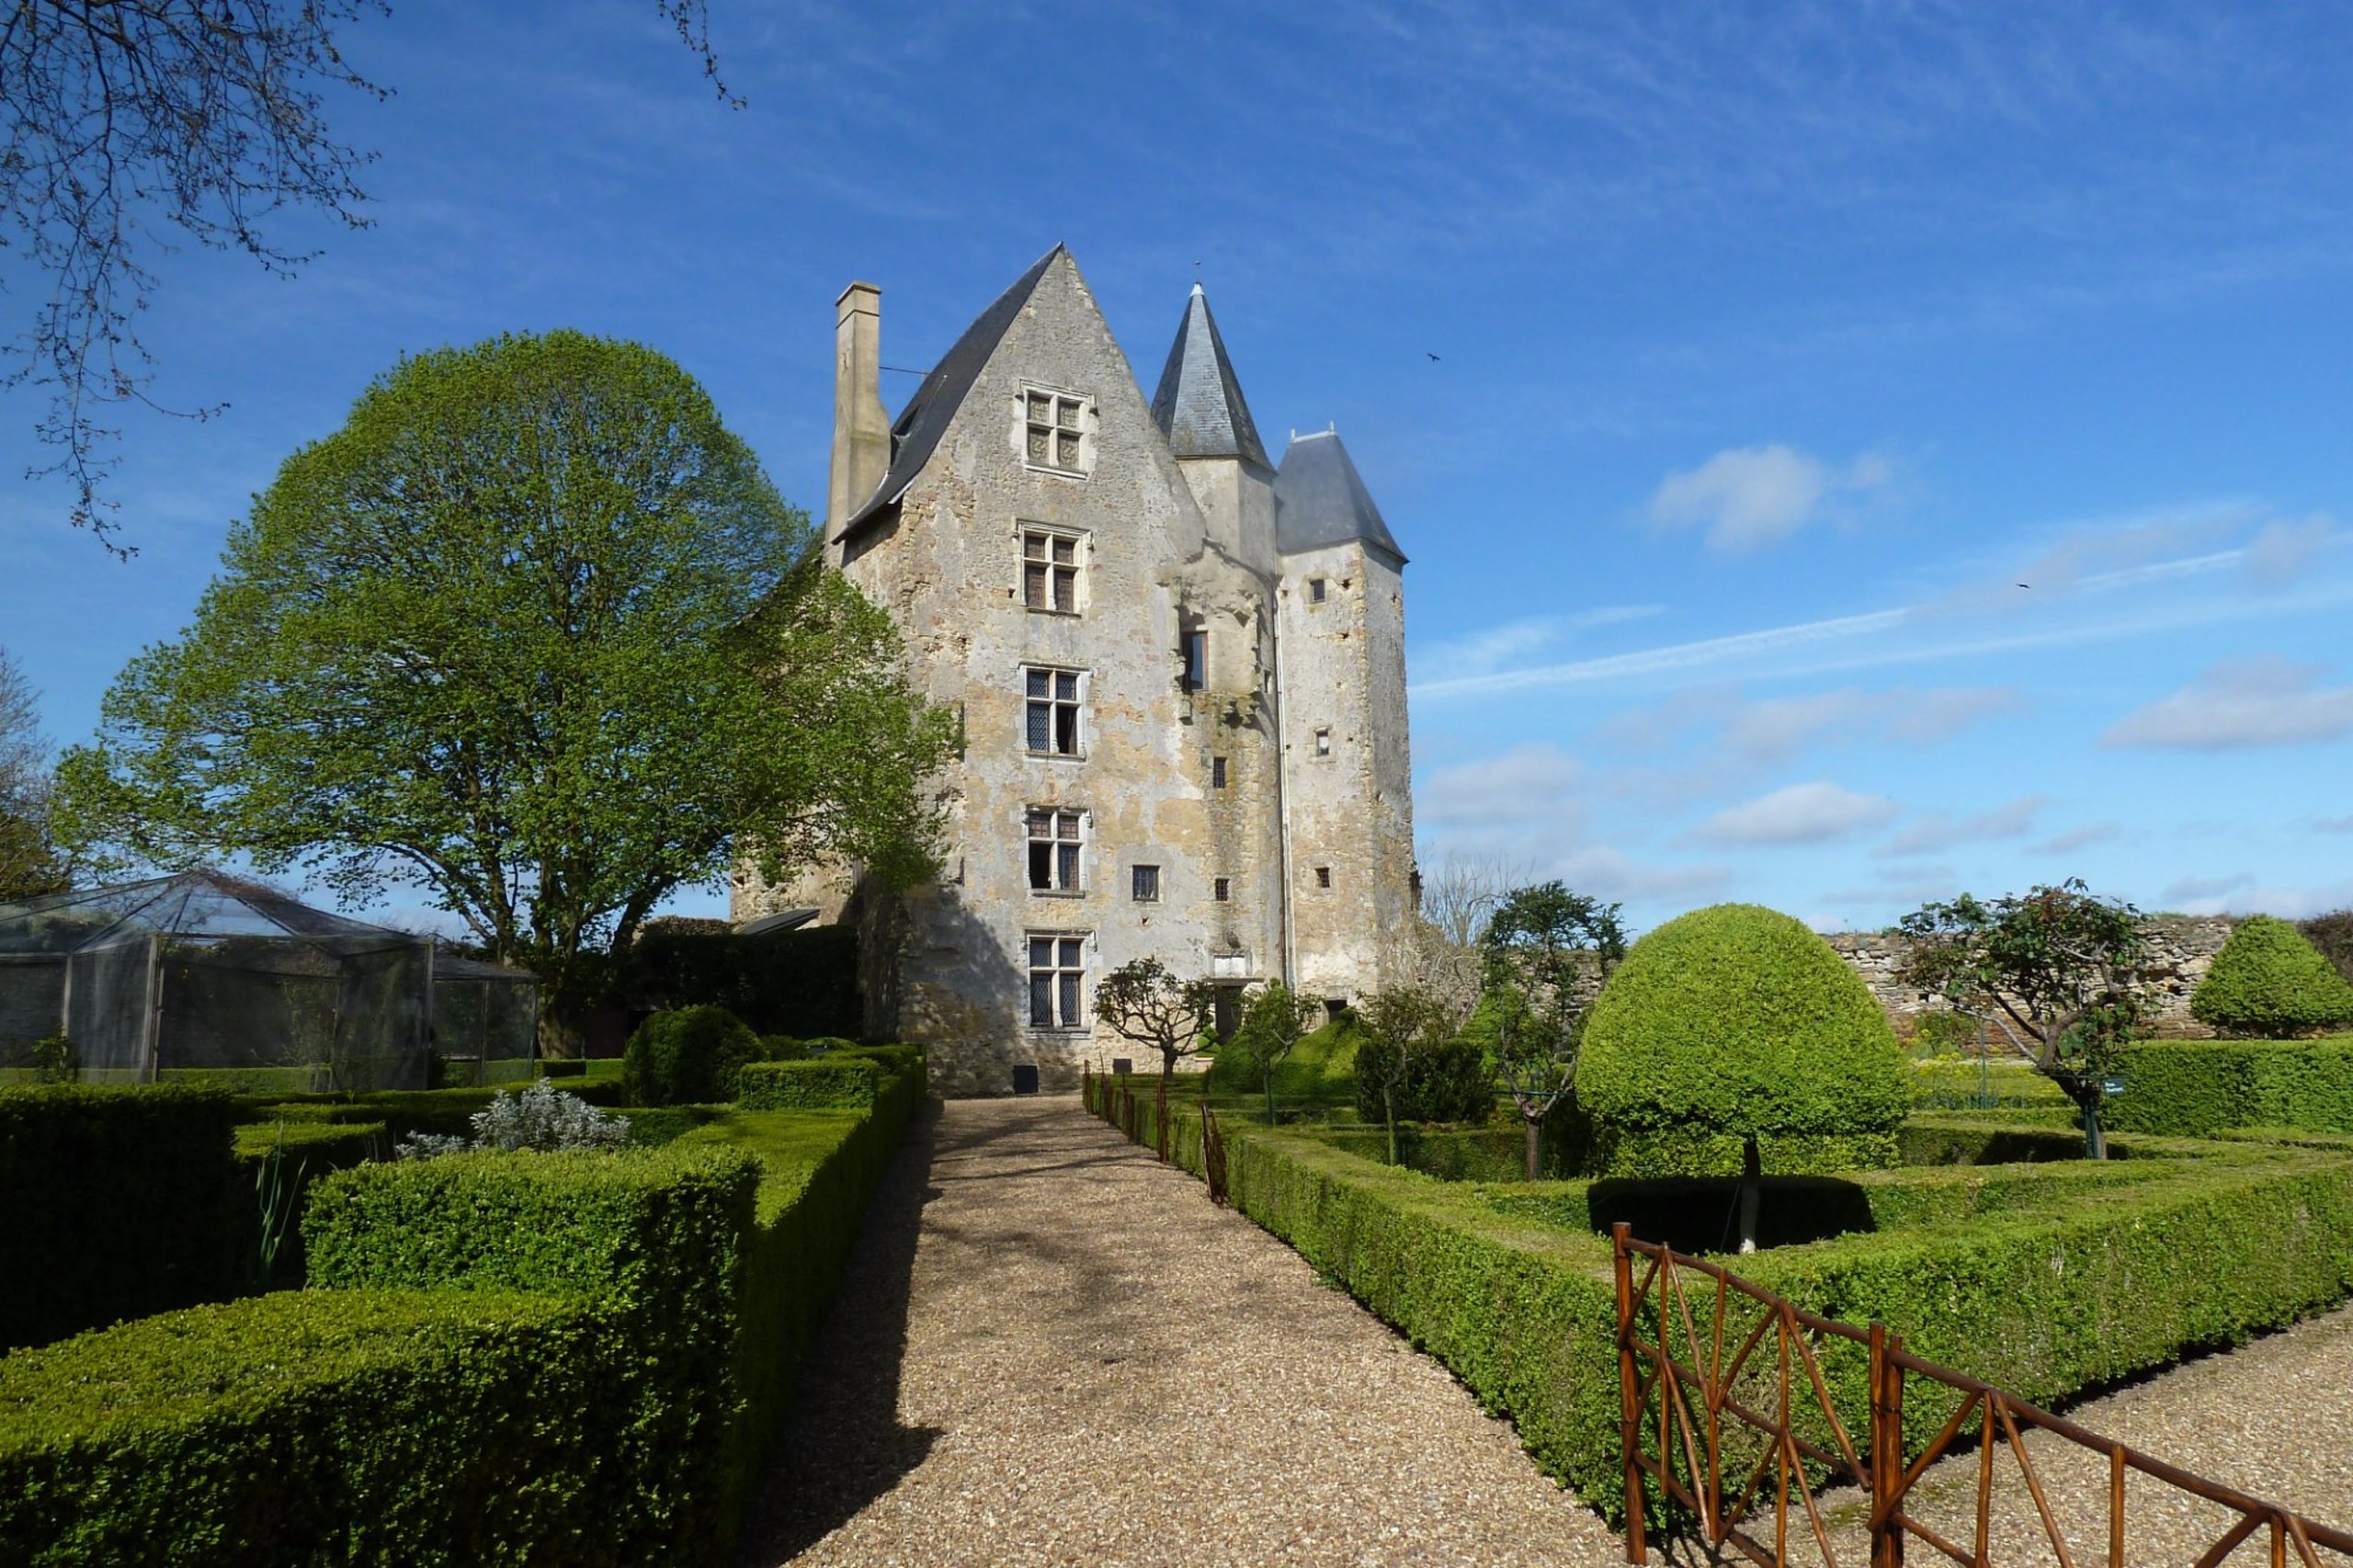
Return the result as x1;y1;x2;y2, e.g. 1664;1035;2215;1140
1427;352;1441;361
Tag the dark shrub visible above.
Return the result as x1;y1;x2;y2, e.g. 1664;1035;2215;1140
622;1005;763;1106
0;1085;241;1351
2193;915;2353;1036
1577;903;1904;1169
2302;908;2353;986
1351;1030;1492;1123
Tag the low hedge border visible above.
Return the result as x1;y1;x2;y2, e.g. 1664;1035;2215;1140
0;1085;242;1353
1909;1058;2074;1110
0;1049;930;1563
2107;1038;2353;1138
1085;1078;2353;1524
737;1056;881;1110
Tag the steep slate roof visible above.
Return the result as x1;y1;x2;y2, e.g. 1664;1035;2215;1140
840;244;1066;540
1149;284;1270;469
1273;430;1407;565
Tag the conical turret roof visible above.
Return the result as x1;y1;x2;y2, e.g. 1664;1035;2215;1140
1150;284;1270;470
1273;429;1405;565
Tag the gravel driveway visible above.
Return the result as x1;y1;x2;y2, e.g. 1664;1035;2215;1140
735;1094;1623;1567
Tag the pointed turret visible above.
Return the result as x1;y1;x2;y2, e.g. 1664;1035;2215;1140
1273;429;1406;566
1151;284;1271;469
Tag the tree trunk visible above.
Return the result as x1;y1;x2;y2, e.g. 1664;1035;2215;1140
1155;1074;1170;1164
2082;1091;2108;1160
1525;1115;1542;1182
1264;1071;1277;1128
1384;1086;1399;1165
1736;1135;1762;1255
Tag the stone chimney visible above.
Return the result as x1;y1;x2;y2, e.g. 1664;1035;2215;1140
827;281;892;535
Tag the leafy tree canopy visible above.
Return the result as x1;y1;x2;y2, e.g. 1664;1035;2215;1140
0;646;69;901
1897;879;2147;1156
53;330;953;1039
1093;957;1216;1081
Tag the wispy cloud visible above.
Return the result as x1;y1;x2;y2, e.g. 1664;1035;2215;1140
1415;524;2353;703
1648;445;1896;552
1690;781;1899;846
2243;513;2341;591
2035;823;2121;855
1879;796;2046;857
2164;872;2256;904
2103;658;2353;750
1418;744;1584;828
1417;605;1665;684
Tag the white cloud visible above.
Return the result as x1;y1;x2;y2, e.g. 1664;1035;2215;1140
1691;781;1899;846
2103;658;2353;750
1544;846;1732;905
1418;744;1584;827
1878;796;2046;857
2243;513;2339;593
1647;444;1895;552
2316;816;2353;835
1604;684;2018;765
2035;823;2121;855
2163;872;2256;905
1418;605;1665;683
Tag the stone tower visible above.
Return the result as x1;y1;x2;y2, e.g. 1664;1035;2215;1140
734;246;1418;1094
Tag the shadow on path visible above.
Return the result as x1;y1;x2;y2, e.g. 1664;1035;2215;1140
733;1099;946;1565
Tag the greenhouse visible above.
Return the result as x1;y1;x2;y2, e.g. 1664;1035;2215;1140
0;870;537;1090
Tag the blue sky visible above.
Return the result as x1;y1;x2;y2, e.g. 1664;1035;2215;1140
3;0;2349;935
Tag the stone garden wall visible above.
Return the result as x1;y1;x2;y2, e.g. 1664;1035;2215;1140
1828;915;2238;1041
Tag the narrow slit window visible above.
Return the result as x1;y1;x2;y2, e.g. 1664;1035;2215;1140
1183;629;1207;692
1313;727;1332;756
1027;809;1084;892
1211;756;1228;790
1213;878;1231;902
1315;866;1332;889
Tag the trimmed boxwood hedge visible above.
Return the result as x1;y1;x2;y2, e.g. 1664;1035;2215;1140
1578;904;1906;1144
622;1005;767;1107
1087;1077;2353;1523
738;1056;881;1109
2191;915;2353;1036
0;1049;930;1563
0;1085;242;1352
0;1288;603;1565
2106;1037;2353;1137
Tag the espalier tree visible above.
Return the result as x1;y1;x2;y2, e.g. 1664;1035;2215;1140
55;331;954;1049
1482;881;1626;1180
1898;881;2147;1159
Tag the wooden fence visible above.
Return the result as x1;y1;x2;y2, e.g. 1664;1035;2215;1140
1614;1224;2353;1567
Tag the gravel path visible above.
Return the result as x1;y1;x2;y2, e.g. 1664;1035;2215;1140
738;1096;2353;1568
736;1095;1623;1567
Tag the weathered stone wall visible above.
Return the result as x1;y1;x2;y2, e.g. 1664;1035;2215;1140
1827;915;2239;1041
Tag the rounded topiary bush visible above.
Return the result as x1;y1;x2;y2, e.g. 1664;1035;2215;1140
2192;915;2353;1037
621;1005;762;1106
1577;903;1906;1142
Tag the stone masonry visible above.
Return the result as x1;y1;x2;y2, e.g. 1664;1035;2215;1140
735;247;1418;1096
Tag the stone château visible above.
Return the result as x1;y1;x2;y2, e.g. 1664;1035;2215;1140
735;245;1419;1096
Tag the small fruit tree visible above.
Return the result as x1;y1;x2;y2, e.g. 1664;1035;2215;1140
1352;985;1483;1165
2191;915;2353;1038
1898;881;2145;1158
1482;881;1627;1180
1094;957;1216;1152
1218;983;1313;1125
1577;903;1905;1251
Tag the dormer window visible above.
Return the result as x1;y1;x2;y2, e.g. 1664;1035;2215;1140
1024;388;1090;474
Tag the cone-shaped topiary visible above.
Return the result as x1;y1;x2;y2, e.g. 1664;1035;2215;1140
2191;915;2353;1037
1577;903;1906;1139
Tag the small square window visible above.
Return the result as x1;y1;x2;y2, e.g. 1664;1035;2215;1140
1309;578;1327;603
1131;865;1160;903
1022;529;1080;613
1313;727;1332;757
1211;756;1228;789
1214;878;1231;902
1315;866;1332;889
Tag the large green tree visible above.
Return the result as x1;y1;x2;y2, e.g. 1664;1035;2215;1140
0;646;70;900
54;330;953;1044
1483;881;1626;1180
